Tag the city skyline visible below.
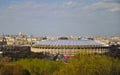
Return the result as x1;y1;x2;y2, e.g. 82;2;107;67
0;0;120;36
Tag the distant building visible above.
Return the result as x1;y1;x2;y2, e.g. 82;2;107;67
95;36;120;45
27;37;37;45
0;37;7;45
0;45;31;59
5;36;15;45
14;32;28;45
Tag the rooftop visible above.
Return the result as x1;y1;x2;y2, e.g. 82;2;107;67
35;40;107;46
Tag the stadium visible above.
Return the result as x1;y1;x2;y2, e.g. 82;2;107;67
31;40;110;56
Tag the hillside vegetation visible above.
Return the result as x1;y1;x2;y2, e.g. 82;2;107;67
0;55;120;75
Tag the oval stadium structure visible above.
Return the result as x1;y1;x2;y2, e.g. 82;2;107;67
31;40;109;55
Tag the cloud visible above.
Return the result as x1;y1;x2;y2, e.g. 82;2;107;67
5;1;56;17
63;1;78;7
8;1;49;9
83;1;120;12
103;0;120;3
0;0;82;22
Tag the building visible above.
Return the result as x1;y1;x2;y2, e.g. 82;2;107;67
31;40;109;56
95;36;120;45
14;32;28;45
5;36;15;45
0;37;7;45
0;45;31;59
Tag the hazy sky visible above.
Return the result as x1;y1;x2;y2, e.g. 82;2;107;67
0;0;120;36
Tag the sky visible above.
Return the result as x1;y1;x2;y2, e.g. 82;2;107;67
0;0;120;36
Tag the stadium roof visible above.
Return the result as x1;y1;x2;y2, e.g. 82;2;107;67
35;40;106;46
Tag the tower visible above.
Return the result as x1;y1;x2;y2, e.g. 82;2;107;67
18;32;22;36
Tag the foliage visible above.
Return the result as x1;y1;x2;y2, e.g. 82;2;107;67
0;63;30;75
15;59;63;75
53;55;120;75
0;55;120;75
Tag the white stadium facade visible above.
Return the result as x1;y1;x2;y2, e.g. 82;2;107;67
31;40;110;56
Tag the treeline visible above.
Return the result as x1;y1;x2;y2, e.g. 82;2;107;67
0;55;120;75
